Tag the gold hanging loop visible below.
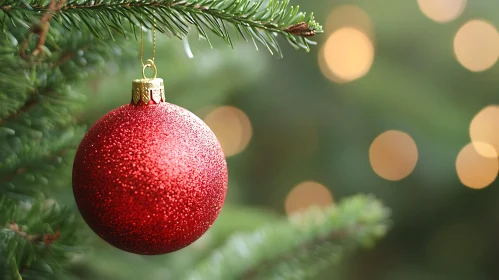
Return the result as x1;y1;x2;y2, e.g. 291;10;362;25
140;18;157;68
142;59;157;79
132;16;164;106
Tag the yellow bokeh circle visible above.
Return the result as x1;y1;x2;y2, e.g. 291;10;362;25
417;0;467;23
325;5;374;38
321;27;374;83
285;181;333;216
369;130;419;181
456;142;498;189
454;20;499;72
203;106;252;157
470;105;499;158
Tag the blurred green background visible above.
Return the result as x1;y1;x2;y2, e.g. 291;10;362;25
69;0;499;279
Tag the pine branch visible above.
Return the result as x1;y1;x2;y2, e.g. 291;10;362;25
19;0;66;59
0;145;81;200
0;60;33;122
0;21;132;170
0;196;81;280
0;0;323;56
185;195;390;280
0;79;86;173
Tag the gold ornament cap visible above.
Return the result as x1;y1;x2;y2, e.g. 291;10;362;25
131;61;165;105
131;78;165;105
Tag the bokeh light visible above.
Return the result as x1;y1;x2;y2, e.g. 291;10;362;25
194;105;216;119
203;106;252;157
325;5;374;38
318;46;347;83
320;27;374;83
417;0;467;23
285;181;333;216
454;20;499;72
369;130;419;181
470;105;499;158
456;142;498;189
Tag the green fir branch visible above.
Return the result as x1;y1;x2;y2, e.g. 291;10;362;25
186;195;390;280
0;0;323;56
0;60;34;122
0;70;86;173
0;140;82;200
0;22;135;200
0;196;81;280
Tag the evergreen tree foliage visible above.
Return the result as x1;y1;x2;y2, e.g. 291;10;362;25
0;0;389;279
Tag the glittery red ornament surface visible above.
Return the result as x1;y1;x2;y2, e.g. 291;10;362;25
72;102;228;255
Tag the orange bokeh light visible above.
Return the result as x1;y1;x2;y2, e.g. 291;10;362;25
454;20;499;72
456;142;498;189
369;130;419;181
325;5;374;38
470;105;499;158
321;28;374;83
285;181;333;216
417;0;466;23
203;106;252;157
318;46;348;83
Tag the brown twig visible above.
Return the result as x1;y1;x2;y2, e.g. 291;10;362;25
8;222;61;275
53;43;90;67
0;88;44;126
8;222;61;246
55;51;74;66
284;22;316;37
20;0;66;59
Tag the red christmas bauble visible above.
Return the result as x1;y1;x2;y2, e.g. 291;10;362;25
72;79;228;255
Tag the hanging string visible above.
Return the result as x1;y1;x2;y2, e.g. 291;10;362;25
140;17;157;79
